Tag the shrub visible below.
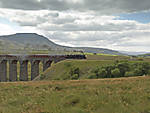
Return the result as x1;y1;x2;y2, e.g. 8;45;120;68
116;62;129;77
133;68;143;76
70;67;80;79
87;73;98;79
71;74;79;80
74;67;80;75
91;61;150;79
40;74;46;80
111;68;121;77
125;71;135;77
98;68;107;78
105;65;115;78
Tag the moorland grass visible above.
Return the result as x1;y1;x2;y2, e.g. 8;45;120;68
0;76;150;113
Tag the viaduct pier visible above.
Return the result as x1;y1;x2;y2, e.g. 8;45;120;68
0;55;86;82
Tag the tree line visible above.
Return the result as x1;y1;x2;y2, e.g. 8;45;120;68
88;61;150;79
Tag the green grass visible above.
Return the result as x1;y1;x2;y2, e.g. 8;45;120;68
86;55;130;60
38;57;146;81
84;52;119;56
39;60;114;80
0;76;150;113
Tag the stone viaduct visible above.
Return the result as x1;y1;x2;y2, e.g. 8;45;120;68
0;55;86;82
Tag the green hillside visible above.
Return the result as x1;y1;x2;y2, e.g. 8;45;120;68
0;76;150;113
35;54;150;81
37;60;114;80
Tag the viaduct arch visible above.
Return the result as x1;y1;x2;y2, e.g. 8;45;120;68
0;55;86;82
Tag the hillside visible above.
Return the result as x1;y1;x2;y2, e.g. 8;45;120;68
0;33;59;50
37;60;114;80
0;33;123;55
0;76;150;113
35;54;130;81
35;54;150;81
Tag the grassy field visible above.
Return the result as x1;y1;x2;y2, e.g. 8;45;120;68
39;60;114;80
86;55;130;60
0;76;150;113
38;57;146;80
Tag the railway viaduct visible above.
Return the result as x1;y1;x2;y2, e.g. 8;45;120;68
0;55;86;82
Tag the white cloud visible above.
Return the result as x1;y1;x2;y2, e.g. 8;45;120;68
0;23;16;35
0;2;150;52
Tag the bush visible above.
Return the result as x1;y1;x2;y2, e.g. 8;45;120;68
98;68;107;78
70;67;80;80
111;68;121;77
91;61;150;79
125;71;135;77
70;67;80;75
87;73;98;79
133;68;143;76
105;65;115;78
74;68;80;75
116;62;129;77
40;74;46;80
71;74;79;80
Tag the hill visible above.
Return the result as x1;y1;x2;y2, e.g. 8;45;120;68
0;33;123;55
0;76;150;113
37;60;115;80
138;53;150;57
35;54;131;81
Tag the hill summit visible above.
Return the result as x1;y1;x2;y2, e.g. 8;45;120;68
0;33;122;55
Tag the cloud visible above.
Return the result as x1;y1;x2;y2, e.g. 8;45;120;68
0;0;150;14
0;0;150;52
0;23;16;35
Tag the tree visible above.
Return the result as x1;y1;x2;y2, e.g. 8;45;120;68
116;62;129;77
133;68;143;76
105;65;115;78
98;68;107;78
111;68;120;77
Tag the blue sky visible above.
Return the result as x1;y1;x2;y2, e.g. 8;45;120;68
116;11;150;24
0;17;21;30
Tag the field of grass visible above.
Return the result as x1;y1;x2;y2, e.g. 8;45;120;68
38;60;114;80
86;55;130;60
38;57;146;81
0;76;150;113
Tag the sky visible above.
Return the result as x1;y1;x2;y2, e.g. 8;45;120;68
0;0;150;52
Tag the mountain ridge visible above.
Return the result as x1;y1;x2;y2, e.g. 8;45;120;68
0;33;123;55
